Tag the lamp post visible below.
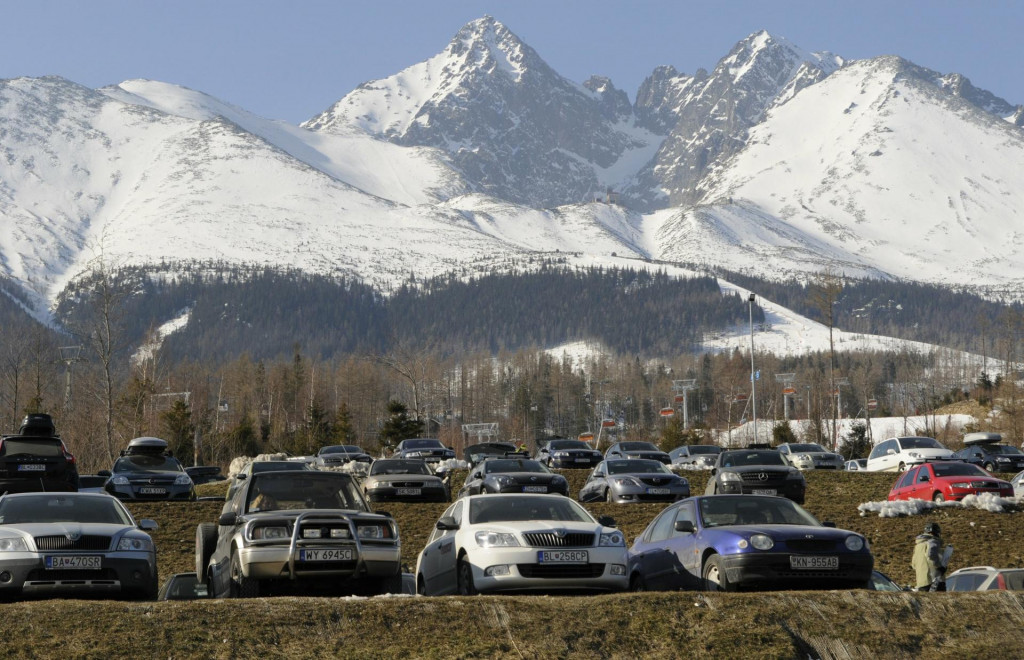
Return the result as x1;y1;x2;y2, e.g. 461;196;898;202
748;294;758;444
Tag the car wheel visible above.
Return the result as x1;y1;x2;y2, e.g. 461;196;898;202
702;555;733;592
605;488;614;503
417;574;427;596
898;462;907;472
629;573;647;592
984;462;995;472
457;557;477;596
365;571;403;596
229;550;259;598
195;522;218;581
933;491;945;502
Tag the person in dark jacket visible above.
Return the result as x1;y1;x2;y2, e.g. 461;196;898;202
912;521;946;591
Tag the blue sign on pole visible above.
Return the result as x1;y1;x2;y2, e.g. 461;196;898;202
755;370;761;381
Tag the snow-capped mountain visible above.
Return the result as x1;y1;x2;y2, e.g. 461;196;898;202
2;15;1024;331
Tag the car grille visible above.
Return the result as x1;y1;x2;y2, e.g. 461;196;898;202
129;477;176;485
518;564;605;578
298;523;353;539
522;532;594;547
971;481;1001;488
739;471;790;483
27;568;118;581
388;481;426;488
785;539;839;552
639;477;674;486
34;535;112;551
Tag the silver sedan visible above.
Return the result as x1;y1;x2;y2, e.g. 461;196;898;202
579;459;690;503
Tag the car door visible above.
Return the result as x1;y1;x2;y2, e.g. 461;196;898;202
871;439;896;471
661;500;701;590
889;466;918;500
460;468;484;497
579;464;605;502
631;507;681;590
210;481;247;596
909;464;936;500
420;501;462;595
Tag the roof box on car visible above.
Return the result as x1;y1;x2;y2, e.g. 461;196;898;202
18;413;57;437
963;432;1002;446
122;436;171;456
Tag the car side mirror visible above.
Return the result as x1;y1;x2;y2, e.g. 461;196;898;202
236;473;247;480
436;516;459;531
138;519;159;531
710;468;717;475
597;515;617;528
822;521;837;528
98;470;112;477
887;449;896;455
218;512;238;526
674;520;695;534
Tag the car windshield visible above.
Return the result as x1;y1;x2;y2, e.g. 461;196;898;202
469;495;594;524
113;455;183;473
465;444;514;459
319;445;363;455
619;442;659;451
687;446;720;454
931;463;988;478
250;462;307;473
699;496;820;527
549;440;591;450
788;444;827;453
0;438;64;457
370;460;430;476
898;437;943;450
245;473;367;513
992;445;1023;455
403;439;444;449
483;459;549;474
606;459;670;475
720;451;785;467
0;494;132;525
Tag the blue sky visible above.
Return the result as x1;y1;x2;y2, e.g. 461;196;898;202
2;1;1021;123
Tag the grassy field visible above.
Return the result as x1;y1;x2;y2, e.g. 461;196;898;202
4;469;1024;658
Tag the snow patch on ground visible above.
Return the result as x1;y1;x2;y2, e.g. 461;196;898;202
858;493;1023;517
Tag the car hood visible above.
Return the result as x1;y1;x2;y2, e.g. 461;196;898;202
608;472;685;482
721;465;796;474
792;452;841;459
468;520;608;535
240;508;386;522
486;472;562;482
2;522;136;539
366;474;442;485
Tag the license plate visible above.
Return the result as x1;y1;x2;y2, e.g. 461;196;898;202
523;485;547;493
790;555;838;570
299;548;355;562
139;487;166;495
574;458;590;463
395;488;421;496
538;550;588;563
17;464;46;472
647;488;671;495
46;555;102;570
750;488;776;495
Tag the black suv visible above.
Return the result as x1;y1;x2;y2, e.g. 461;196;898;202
0;413;79;492
704;449;806;504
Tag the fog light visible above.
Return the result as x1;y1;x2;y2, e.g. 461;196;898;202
610;564;626;576
0;571;11;583
484;565;510;577
132;571;143;581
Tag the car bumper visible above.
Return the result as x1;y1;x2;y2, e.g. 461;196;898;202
493;485;569;496
105;484;195;501
947;486;1015;500
715;481;805;504
607;485;690;504
366;486;449;502
238;542;401;581
0;552;156;597
720;552;873;589
466;546;628;593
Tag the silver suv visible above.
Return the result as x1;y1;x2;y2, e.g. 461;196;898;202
945;566;1024;591
197;470;401;597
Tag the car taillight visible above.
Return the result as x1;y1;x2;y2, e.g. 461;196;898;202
64;452;76;465
996;574;1007;590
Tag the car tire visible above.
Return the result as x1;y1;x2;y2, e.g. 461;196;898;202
195;523;218;581
229;550;259;598
984;462;995;472
702;555;733;592
933;492;945;502
898;462;907;472
457;557;477;596
604;488;614;503
417;574;427;596
365;571;403;595
629;573;647;592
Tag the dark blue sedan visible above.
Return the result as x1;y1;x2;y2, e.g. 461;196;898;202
628;495;873;592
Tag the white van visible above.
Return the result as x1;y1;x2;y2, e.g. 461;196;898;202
865;436;955;472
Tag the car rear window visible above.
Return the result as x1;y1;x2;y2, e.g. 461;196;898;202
0;495;131;525
0;438;65;457
1003;572;1024;590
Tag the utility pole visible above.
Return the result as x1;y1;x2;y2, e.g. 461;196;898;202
748;294;758;444
58;346;84;413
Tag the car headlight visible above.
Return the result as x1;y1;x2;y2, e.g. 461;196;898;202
356;524;391;539
0;536;28;552
174;474;193;486
552;475;567;485
950;482;972;488
750;534;774;550
611;477;638;487
786;471;804;480
908;452;920;459
719;472;742;482
251;526;290;540
111;476;130;486
845;535;865;551
997;457;1010;462
493;475;515;487
797;454;810;461
117;536;153;551
553;451;569;458
599;531;625;546
475;531;519;547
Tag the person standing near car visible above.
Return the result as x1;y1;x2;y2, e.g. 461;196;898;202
912;522;946;591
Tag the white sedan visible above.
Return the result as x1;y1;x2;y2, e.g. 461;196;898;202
415;494;628;595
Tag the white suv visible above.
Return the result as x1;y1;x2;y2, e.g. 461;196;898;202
865;436;954;472
946;566;1024;591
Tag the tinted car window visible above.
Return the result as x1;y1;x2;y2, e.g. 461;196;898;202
931;463;988;478
370;460;429;476
250;461;307;473
549;440;591;450
687;446;720;454
245;473;367;512
606;460;669;474
720;451;785;467
0;494;131;525
895;469;916;489
993;445;1023;455
483;459;549;474
619;442;659;451
699;496;819;527
646;508;679;542
787;444;828;452
469;496;591;524
403;439;444;449
113;455;184;473
0;438;64;457
897;438;943;450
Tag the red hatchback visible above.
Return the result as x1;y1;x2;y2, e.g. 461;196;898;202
887;461;1013;502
